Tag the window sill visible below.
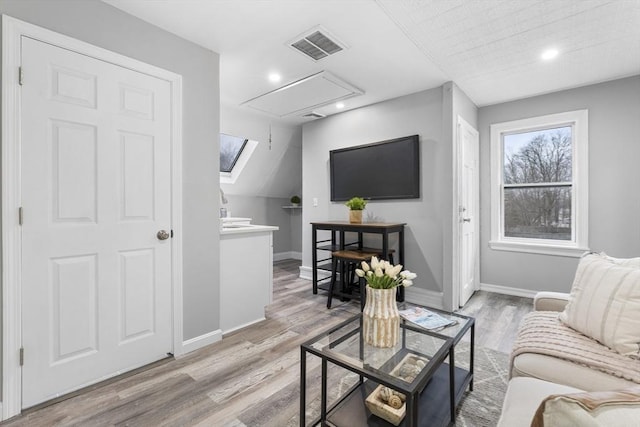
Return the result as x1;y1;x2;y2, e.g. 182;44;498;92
489;240;589;258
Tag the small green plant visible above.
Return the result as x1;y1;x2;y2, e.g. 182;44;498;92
345;197;367;210
290;195;301;204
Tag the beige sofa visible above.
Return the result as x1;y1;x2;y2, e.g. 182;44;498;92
498;291;640;426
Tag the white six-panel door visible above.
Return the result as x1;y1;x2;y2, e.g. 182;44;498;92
459;119;479;307
21;36;173;407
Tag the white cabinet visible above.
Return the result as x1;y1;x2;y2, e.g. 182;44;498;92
220;227;276;333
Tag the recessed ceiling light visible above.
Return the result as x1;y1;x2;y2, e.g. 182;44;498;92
541;48;559;61
336;102;345;109
268;73;281;83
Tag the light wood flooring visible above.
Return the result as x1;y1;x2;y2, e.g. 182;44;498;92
2;259;532;426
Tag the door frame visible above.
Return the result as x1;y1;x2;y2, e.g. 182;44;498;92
1;15;184;420
451;116;480;309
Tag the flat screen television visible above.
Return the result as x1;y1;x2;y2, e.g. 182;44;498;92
330;135;420;201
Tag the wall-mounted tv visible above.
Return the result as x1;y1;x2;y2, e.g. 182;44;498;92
330;135;420;201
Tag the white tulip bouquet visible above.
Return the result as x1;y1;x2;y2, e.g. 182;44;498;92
355;256;417;289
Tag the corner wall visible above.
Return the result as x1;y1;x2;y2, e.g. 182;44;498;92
443;82;479;308
478;76;640;293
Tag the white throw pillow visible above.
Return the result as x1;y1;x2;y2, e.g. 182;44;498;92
559;252;640;358
602;252;640;268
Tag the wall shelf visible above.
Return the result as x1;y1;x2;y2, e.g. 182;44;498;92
282;205;302;209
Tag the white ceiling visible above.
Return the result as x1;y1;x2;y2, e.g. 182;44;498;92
104;0;640;124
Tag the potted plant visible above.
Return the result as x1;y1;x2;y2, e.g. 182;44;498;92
355;257;416;347
345;196;367;223
290;195;301;207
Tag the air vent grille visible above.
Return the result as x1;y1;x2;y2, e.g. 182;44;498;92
292;39;328;61
290;27;345;61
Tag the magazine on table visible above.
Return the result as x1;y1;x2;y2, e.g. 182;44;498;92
398;306;458;331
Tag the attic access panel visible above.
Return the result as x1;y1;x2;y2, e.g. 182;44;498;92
241;71;363;117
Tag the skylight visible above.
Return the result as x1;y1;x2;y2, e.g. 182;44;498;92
220;133;248;173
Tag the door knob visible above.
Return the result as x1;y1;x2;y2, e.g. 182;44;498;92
462;218;471;223
157;230;170;240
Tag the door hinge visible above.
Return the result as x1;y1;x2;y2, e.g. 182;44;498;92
18;207;23;226
18;66;23;86
19;347;24;366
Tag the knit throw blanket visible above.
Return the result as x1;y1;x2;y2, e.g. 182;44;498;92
510;311;640;385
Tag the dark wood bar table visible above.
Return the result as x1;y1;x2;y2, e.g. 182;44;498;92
310;221;406;301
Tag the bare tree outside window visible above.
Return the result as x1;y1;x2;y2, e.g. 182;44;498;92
503;126;573;240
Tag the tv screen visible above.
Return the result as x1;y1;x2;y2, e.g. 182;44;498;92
330;135;420;201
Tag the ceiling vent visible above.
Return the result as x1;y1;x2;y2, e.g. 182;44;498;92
289;26;346;61
241;71;363;118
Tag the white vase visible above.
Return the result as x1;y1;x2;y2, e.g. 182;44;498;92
363;285;400;348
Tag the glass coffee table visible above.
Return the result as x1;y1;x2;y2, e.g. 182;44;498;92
300;303;474;427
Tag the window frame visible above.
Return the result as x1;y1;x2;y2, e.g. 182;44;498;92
219;133;248;173
219;134;258;185
489;110;589;257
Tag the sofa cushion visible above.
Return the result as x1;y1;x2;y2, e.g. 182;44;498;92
497;377;582;427
511;311;640;388
512;352;637;391
530;386;640;427
559;252;640;357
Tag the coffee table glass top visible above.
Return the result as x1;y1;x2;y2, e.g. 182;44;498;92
397;302;473;342
304;314;470;391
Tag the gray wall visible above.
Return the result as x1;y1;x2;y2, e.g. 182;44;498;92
1;0;221;342
220;105;303;257
478;75;640;293
303;86;455;303
221;105;302;198
224;194;302;256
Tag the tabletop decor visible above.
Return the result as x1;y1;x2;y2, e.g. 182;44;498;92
356;257;416;347
365;354;427;425
345;196;367;223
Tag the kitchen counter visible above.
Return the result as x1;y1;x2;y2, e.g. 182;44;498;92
220;217;278;235
220;218;279;333
220;223;279;235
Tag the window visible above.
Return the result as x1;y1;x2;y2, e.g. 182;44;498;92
219;133;258;184
490;110;589;256
220;133;247;173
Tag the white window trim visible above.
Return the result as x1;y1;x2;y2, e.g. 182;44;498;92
220;138;258;184
489;110;589;257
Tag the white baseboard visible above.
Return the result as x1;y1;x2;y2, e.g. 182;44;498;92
480;282;538;299
298;265;331;281
273;251;302;262
404;287;444;310
222;317;266;335
181;329;222;355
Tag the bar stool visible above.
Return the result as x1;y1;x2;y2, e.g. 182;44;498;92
327;250;376;309
361;247;396;265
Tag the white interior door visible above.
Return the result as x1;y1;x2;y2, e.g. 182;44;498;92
21;36;173;408
458;118;479;307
